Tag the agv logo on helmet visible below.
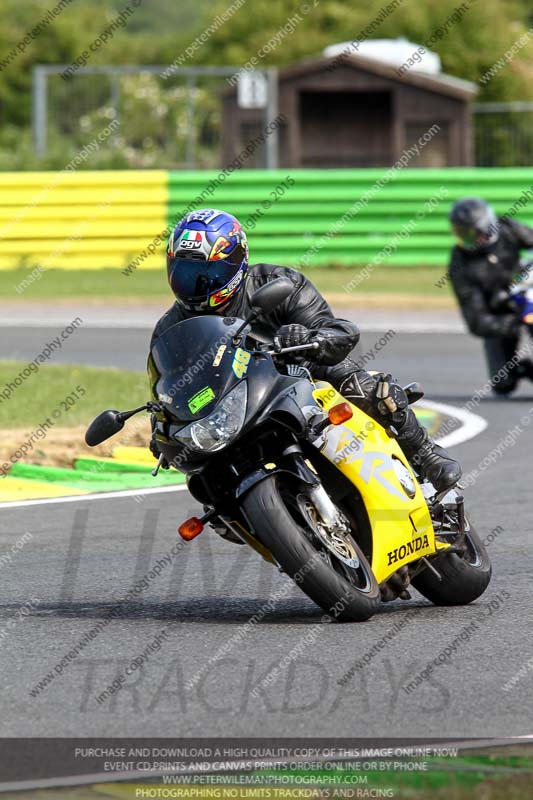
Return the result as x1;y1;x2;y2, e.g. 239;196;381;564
178;230;205;251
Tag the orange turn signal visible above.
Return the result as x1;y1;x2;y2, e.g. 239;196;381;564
178;517;204;541
328;402;353;426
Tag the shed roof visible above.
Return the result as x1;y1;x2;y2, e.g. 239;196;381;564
279;54;478;100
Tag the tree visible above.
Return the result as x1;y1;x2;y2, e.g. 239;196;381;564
196;0;533;101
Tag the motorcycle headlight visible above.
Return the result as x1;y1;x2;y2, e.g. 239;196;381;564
176;382;247;453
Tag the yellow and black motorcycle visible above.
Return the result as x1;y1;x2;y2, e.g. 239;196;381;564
86;279;491;622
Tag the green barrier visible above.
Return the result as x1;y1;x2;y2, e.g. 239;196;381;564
167;167;533;267
10;463;185;492
74;457;157;474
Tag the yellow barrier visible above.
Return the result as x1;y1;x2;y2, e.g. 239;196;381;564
0;170;167;270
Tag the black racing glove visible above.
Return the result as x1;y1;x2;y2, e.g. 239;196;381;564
499;313;522;339
274;324;312;350
273;324;355;365
149;415;168;468
149;432;160;460
149;434;169;469
490;290;513;313
149;413;160;460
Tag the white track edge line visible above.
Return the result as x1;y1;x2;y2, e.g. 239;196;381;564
425;399;488;448
0;320;466;334
0;483;188;510
0;401;486;510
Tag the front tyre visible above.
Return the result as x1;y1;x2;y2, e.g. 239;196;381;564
242;475;380;622
412;524;491;605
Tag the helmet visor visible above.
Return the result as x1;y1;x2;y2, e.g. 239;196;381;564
452;223;498;250
168;257;241;308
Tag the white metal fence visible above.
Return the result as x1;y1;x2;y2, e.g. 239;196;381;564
32;64;279;169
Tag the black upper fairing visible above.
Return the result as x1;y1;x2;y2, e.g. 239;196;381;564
147;314;319;471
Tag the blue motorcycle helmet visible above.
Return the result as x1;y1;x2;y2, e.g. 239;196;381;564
167;209;249;313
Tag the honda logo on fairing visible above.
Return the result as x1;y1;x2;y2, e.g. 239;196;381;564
387;534;429;565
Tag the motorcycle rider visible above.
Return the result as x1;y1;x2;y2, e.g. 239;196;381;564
448;197;533;394
150;208;461;492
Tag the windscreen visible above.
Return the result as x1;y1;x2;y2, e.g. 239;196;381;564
147;316;246;421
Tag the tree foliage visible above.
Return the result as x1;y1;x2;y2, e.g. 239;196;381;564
198;0;533;100
1;0;532;168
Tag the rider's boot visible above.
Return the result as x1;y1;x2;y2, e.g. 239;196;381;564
371;372;462;492
326;366;462;493
395;408;462;493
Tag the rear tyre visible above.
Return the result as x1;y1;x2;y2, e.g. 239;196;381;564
242;475;380;622
491;383;517;396
412;524;491;605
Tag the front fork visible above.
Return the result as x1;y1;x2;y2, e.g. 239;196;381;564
280;445;348;536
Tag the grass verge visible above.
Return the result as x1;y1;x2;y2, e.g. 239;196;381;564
0;265;453;302
0;362;151;471
0;362;147;429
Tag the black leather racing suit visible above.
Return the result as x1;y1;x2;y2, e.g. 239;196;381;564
151;263;460;489
449;217;533;393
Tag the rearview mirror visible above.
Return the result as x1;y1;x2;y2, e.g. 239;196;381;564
250;278;293;315
85;409;125;446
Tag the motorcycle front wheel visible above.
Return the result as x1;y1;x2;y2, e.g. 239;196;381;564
242;475;380;622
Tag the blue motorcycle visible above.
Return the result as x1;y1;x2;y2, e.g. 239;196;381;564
493;258;533;335
508;270;533;334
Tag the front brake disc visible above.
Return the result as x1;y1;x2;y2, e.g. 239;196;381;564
297;495;360;569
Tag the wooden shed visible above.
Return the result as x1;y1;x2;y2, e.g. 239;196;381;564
221;54;477;168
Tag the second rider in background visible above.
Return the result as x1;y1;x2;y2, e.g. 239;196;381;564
449;197;533;395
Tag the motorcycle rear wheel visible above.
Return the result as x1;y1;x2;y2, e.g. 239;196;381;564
242;475;380;622
412;523;491;605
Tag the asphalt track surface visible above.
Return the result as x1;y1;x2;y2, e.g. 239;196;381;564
1;314;533;739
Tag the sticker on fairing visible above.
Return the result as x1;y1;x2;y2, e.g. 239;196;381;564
232;347;251;378
188;386;216;414
212;344;227;367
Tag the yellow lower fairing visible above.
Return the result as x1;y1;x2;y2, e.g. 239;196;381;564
313;383;440;584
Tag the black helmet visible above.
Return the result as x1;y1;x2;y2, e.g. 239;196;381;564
449;198;499;252
167;209;248;313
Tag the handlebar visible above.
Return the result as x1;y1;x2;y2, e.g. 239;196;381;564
263;341;321;357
